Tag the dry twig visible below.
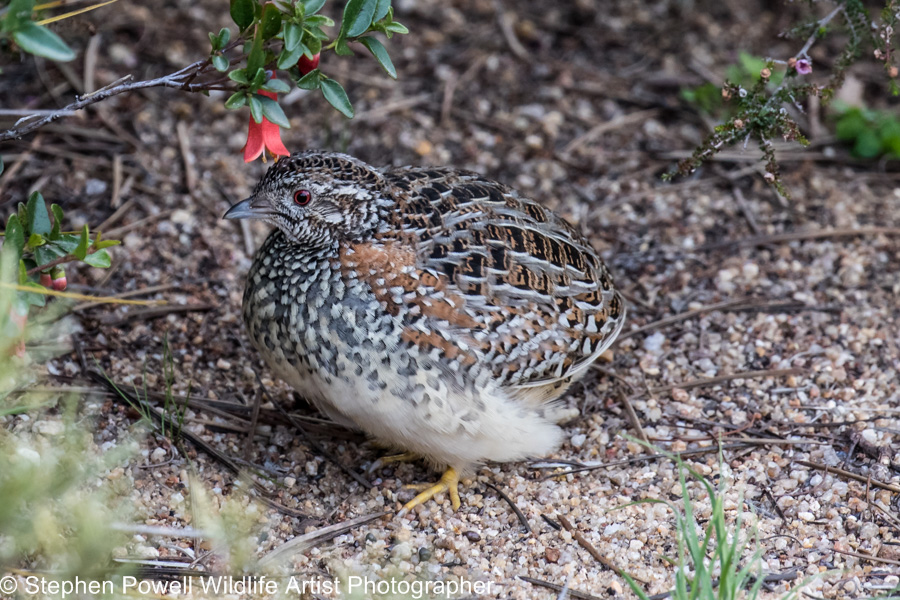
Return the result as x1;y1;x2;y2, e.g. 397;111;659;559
796;460;900;494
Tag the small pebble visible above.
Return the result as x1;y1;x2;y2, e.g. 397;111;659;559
464;531;481;542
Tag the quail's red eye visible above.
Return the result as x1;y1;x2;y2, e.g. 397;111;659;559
293;189;312;206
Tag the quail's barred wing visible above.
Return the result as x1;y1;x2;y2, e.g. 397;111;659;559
371;167;625;388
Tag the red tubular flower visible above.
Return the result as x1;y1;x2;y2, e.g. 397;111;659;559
298;53;320;75
242;83;290;163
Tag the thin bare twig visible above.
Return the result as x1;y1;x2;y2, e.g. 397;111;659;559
483;482;532;534
796;460;900;494
833;547;900;567
617;390;649;445
1;57;231;141
518;576;603;600
84;369;309;519
558;515;628;578
649;368;804;395
259;511;388;566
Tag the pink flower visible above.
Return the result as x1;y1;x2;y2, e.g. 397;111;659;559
242;76;290;163
794;58;812;75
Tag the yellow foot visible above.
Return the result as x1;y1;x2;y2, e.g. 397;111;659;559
397;467;461;517
368;452;418;474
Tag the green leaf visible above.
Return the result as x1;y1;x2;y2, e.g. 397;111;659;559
13;22;76;62
334;37;352;56
385;21;408;34
853;129;882;159
261;2;282;39
258;95;291;128
373;0;390;22
262;77;291;93
303;0;326;14
246;32;266;80
95;239;121;249
230;0;254;30
74;224;89;260
359;37;396;78
82;249;111;268
50;203;63;239
26;233;45;248
284;22;303;51
208;31;221;50
17;277;46;308
228;69;250;85
18;259;28;284
320;78;354;118
277;43;306;69
212;54;229;72
340;0;377;39
224;92;248;109
305;34;323;56
26;191;51;236
218;27;231;47
34;243;65;266
305;14;334;27
250;67;268;89
4;0;36;31
17;203;27;229
48;234;81;254
4;214;25;258
248;94;264;124
296;68;321;90
835;110;866;141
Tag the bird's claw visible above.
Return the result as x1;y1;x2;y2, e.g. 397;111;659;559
396;467;461;517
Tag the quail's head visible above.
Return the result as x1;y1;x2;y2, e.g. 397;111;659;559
224;151;391;246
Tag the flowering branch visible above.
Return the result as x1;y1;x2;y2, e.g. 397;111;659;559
1;0;409;153
667;0;898;198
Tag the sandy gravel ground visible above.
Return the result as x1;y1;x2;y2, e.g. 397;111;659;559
2;0;899;598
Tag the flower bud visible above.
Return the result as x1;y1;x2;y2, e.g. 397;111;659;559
40;273;52;288
734;119;744;129
50;267;67;291
298;53;320;75
760;68;771;80
890;66;899;78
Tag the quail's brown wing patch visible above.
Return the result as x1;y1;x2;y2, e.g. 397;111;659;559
373;168;625;388
339;241;481;365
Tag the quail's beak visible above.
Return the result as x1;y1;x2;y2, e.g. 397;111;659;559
223;196;272;220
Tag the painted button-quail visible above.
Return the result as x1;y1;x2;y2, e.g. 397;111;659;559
225;151;625;514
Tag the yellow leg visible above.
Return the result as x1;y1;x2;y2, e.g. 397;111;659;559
368;452;418;474
397;467;461;517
